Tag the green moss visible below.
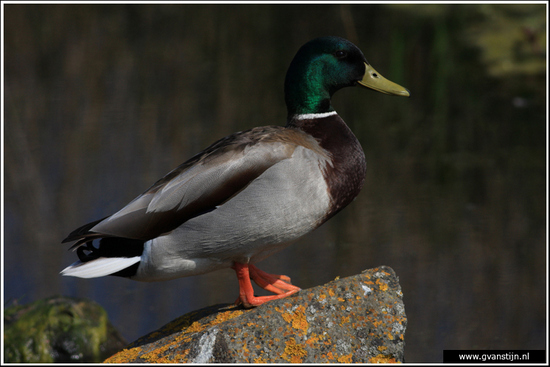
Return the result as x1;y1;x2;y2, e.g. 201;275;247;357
4;296;126;363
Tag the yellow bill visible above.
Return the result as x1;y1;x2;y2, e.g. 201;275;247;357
358;62;410;97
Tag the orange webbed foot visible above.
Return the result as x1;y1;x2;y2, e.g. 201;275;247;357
232;262;300;308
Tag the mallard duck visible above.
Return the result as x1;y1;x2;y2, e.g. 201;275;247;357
61;36;409;308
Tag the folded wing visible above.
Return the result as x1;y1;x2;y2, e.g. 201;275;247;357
63;126;302;245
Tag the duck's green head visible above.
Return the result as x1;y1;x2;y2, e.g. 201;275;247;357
284;36;409;117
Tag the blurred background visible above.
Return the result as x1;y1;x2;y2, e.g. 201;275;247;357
3;3;546;362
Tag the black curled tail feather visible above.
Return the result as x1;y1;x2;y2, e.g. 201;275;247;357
76;242;101;262
75;237;145;262
72;237;145;278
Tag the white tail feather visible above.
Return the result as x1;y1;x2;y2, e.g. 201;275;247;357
60;256;141;278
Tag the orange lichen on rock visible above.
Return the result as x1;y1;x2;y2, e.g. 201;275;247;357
139;331;191;363
282;338;307;363
213;309;244;324
185;321;204;334
376;278;389;291
304;332;322;347
369;354;400;363
254;356;268;363
324;351;335;361
337;354;353;363
277;305;308;334
104;346;142;363
340;315;350;326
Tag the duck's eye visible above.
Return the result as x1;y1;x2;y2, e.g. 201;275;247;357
334;50;347;59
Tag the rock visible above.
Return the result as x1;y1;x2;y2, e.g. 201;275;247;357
4;296;127;363
105;266;406;363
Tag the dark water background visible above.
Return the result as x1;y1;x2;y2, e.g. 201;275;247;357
4;4;547;362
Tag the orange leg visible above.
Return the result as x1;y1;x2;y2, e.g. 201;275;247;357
232;262;300;308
